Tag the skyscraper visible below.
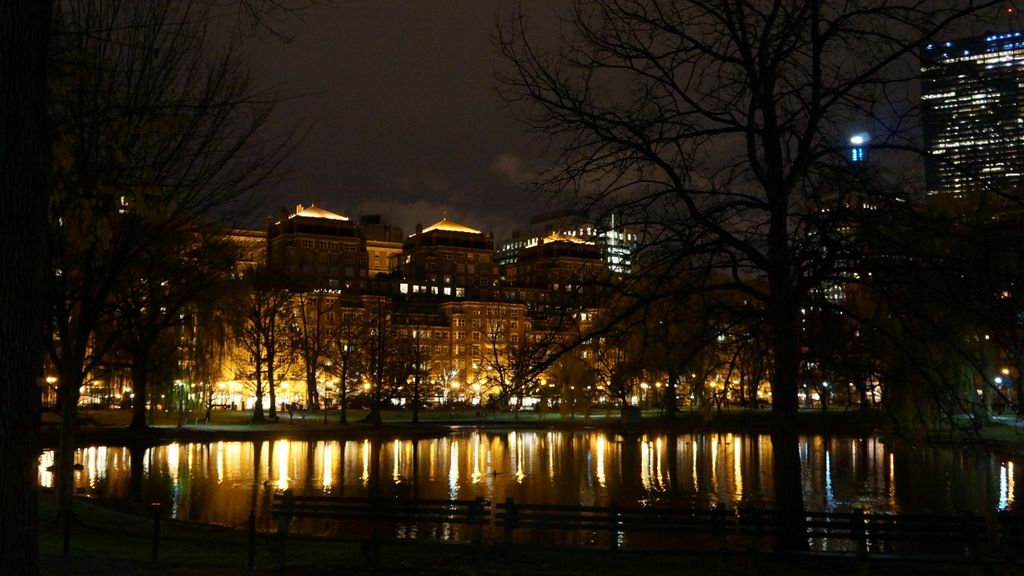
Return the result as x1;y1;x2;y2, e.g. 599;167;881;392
921;31;1024;200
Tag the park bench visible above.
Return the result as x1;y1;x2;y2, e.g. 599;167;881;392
271;490;491;567
735;508;1018;575
494;497;736;571
494;498;1021;575
270;492;1022;573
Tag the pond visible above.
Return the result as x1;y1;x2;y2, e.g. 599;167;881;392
38;430;1020;533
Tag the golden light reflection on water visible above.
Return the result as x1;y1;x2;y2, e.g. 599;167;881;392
470;433;483;484
275;440;290;490
1000;461;1015;510
361;439;370;486
392;439;402;484
513;431;526;483
216;442;224;485
639;435;666;493
36;432;1018;530
888;452;896;509
448;440;459;497
547;432;556;483
691;439;698;493
733;435;743;502
167;443;180;486
710;435;719;497
322;443;333;489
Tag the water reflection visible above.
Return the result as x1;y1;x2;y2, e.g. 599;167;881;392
38;431;1020;531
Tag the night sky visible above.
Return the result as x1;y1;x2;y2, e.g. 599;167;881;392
244;1;563;240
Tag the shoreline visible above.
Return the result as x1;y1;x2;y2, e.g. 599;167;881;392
41;407;889;448
38;406;1024;454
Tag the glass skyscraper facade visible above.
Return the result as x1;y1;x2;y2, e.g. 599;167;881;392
922;31;1024;198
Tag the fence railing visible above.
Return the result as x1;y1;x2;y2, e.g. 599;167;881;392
269;491;1024;571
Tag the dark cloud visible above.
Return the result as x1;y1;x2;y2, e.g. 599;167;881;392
243;1;560;240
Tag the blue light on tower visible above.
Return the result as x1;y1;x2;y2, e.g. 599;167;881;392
849;134;868;163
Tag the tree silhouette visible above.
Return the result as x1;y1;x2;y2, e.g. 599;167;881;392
47;0;291;524
499;0;1002;547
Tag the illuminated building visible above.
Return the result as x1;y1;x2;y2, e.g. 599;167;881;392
922;31;1024;199
358;214;404;278
266;204;367;289
502;232;604;295
396;217;496;299
498;209;636;274
225;228;265;279
194;207;607;412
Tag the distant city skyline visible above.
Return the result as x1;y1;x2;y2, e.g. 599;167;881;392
241;2;1024;238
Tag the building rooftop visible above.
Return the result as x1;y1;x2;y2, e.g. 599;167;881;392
291;204;349;221
543;231;592;245
418;217;481;235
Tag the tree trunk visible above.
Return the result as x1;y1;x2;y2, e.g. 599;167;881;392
339;363;348;425
266;320;277;420
411;375;420;424
56;369;81;522
0;2;51;573
251;356;265;422
305;370;318;410
366;379;383;425
664;371;679;418
767;256;807;551
130;353;151;430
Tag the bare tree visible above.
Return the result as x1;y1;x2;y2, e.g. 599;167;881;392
362;296;394;425
590;327;644;414
110;230;238;431
2;0;312;570
231;268;292;422
550;350;596;416
326;300;366;424
179;294;231;424
47;0;291;521
394;324;434;423
499;0;1001;546
289;290;331;410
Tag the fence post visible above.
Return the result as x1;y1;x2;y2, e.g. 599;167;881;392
470;497;486;566
247;508;256;569
741;508;759;576
470;497;486;546
712;507;728;575
366;496;381;568
964;513;985;576
275;489;293;570
503;497;517;550
608;503;619;556
151;503;161;563
62;508;72;556
851;509;868;576
712;507;728;551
